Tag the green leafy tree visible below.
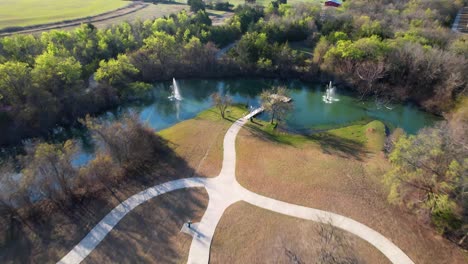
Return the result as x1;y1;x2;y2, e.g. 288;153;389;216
95;54;139;91
0;61;32;106
0;35;43;64
384;125;466;233
234;32;270;65
188;0;205;12
32;49;82;91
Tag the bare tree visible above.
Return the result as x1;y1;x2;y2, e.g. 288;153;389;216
260;86;293;125
21;140;78;206
211;92;232;119
82;114;169;173
356;60;386;99
0;161;26;221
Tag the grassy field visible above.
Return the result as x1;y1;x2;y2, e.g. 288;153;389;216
235;114;468;263
211;202;390;263
0;0;129;29
159;105;247;178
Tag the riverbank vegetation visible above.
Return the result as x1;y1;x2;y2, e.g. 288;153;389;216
0;115;209;262
0;0;466;146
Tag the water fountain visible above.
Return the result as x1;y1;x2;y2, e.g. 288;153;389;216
169;78;182;101
322;81;339;104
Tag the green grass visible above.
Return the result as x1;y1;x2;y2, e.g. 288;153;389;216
0;0;128;29
222;104;387;151
328;120;386;152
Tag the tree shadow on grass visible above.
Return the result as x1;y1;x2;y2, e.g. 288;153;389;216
0;143;208;263
81;188;208;264
242;122;368;161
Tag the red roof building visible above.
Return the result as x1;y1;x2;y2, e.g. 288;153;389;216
325;0;342;7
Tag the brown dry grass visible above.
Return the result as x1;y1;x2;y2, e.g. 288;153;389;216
83;188;208;264
235;126;468;263
210;202;390;264
159;119;227;178
159;107;247;178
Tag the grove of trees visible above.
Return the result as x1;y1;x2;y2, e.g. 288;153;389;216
1;1;464;147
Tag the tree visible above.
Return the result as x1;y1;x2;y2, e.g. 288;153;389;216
0;161;28;221
95;54;139;94
77;153;123;195
188;0;205;12
21;141;78;206
82;114;170;173
32;49;83;91
355;59;386;99
0;61;32;107
384;124;466;234
211;92;232;119
260;86;292;125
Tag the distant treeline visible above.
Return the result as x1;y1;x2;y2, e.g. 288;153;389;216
0;0;466;147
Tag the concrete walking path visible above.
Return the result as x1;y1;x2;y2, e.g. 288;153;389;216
58;111;414;264
58;178;206;264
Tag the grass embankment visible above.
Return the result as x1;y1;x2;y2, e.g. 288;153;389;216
234;106;467;263
159;105;247;177
210;202;390;263
83;188;208;264
0;0;128;29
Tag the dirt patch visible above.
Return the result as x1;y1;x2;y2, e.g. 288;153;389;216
211;202;390;263
83;188;208;264
235;127;468;264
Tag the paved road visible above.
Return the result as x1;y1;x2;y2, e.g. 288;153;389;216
58;113;414;264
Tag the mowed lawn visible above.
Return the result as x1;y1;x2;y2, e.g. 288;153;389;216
235;117;468;263
211;202;390;263
0;0;128;29
159;105;248;178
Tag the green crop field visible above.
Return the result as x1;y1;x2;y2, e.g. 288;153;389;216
0;0;128;29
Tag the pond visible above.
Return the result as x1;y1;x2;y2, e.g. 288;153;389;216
72;78;438;166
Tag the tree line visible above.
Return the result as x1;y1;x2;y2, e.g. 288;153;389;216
1;1;464;146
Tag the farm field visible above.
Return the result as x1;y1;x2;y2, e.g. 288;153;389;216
0;0;129;29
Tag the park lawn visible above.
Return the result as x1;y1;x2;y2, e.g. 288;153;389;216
159;104;248;178
83;188;208;264
236;117;468;263
0;0;128;29
210;202;390;263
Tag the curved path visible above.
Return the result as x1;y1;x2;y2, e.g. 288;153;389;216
58;115;414;264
